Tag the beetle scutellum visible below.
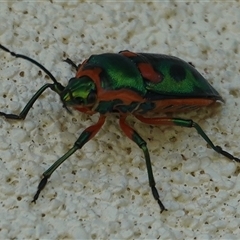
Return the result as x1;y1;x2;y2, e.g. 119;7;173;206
0;44;239;213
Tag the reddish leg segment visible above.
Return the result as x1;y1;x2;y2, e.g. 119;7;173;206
32;115;106;202
119;115;167;213
136;115;240;163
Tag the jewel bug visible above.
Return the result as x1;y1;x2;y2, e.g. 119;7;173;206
0;44;239;213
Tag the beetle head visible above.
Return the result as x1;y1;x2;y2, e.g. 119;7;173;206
60;76;97;111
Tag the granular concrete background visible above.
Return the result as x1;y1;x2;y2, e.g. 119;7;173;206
0;1;240;239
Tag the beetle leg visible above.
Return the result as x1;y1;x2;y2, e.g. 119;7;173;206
32;115;106;203
0;83;60;120
119;116;167;213
136;115;240;163
63;58;78;71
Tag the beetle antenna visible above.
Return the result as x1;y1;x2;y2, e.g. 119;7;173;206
0;44;60;86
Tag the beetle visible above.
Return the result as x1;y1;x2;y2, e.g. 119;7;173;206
0;44;239;213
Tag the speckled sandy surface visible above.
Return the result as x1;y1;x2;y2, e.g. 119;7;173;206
0;1;240;239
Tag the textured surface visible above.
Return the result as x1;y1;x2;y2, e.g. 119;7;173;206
0;1;240;239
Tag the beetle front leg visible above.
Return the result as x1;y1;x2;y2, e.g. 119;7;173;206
136;115;240;163
32;115;106;202
63;58;78;71
0;83;58;120
119;116;167;213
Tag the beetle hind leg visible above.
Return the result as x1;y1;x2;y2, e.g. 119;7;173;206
119;116;167;213
192;121;240;162
136;115;240;163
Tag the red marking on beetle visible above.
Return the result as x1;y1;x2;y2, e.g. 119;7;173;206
120;50;138;57
76;67;102;91
78;59;88;70
74;106;96;115
76;67;144;104
135;115;176;126
99;89;144;103
137;62;162;83
138;98;216;116
120;51;162;83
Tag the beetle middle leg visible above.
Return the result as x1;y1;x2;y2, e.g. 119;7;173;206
119;115;167;213
32;115;106;202
136;115;240;163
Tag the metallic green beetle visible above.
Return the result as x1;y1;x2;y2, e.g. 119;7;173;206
0;44;239;213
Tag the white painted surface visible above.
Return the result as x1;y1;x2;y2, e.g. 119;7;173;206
0;1;240;239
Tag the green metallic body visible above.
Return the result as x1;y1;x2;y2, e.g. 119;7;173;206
88;51;221;98
62;51;222;116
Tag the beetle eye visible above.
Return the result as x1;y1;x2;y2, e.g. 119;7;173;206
87;91;96;104
74;97;83;104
